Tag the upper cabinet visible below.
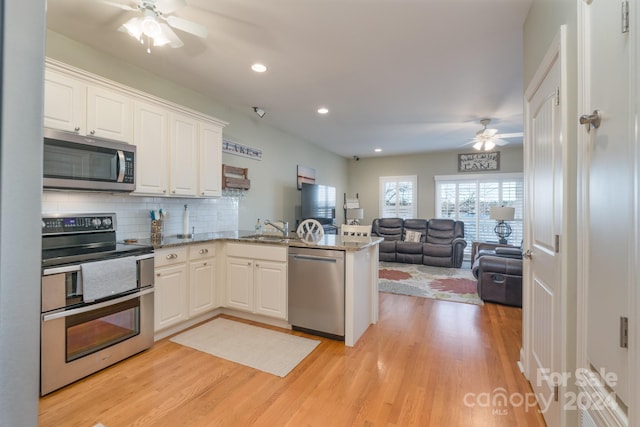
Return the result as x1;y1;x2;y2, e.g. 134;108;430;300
45;59;227;198
133;100;169;195
169;112;198;196
44;68;132;142
198;121;223;197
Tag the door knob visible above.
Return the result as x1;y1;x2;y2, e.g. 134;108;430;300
523;250;532;259
579;110;601;132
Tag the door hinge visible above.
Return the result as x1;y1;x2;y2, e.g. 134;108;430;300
620;316;629;348
555;87;560;106
554;384;559;402
622;1;630;33
554;234;560;253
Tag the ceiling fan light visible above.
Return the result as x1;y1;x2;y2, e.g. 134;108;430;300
122;18;143;40
473;141;484;151
141;15;162;38
153;33;171;47
484;140;495;150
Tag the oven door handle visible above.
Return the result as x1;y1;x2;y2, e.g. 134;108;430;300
42;253;154;276
42;287;154;322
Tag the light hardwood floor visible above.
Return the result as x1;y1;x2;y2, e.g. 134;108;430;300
39;293;546;426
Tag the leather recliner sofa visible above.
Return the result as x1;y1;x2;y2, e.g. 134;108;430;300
471;242;523;307
371;218;467;268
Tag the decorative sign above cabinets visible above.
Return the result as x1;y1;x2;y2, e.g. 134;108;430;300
222;139;263;161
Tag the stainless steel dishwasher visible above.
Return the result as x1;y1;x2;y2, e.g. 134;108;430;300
288;247;345;340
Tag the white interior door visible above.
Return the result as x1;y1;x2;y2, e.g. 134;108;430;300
524;29;564;427
577;0;632;424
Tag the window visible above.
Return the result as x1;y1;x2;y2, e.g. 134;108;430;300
379;175;417;219
435;173;524;257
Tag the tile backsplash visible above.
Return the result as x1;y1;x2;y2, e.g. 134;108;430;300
42;191;239;241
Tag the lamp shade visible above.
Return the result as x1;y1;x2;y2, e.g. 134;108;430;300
489;206;515;221
346;208;364;220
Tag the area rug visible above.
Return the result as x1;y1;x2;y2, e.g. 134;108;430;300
379;261;483;306
170;318;320;377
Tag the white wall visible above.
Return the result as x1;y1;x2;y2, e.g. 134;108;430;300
45;31;349;231
347;146;523;224
0;0;45;424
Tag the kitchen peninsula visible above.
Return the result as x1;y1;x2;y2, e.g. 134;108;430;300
144;232;382;347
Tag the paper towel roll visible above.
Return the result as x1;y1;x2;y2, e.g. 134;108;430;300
182;205;189;236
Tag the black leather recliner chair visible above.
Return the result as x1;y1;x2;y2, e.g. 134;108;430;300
471;243;523;307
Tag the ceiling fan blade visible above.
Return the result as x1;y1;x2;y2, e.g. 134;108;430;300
97;0;138;12
155;0;186;14
495;132;524;139
493;138;510;146
158;23;184;48
166;15;208;38
484;128;499;137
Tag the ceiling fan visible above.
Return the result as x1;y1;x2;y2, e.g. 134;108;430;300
99;0;208;52
470;118;523;151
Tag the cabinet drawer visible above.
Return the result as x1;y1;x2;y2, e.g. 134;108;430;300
226;243;287;262
189;242;216;260
155;247;188;267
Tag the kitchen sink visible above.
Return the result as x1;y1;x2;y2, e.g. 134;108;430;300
239;234;299;243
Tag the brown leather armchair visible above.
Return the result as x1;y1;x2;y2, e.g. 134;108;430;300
471;242;523;307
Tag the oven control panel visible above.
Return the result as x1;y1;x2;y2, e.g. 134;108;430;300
42;214;117;235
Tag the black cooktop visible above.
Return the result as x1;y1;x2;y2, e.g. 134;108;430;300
41;213;153;268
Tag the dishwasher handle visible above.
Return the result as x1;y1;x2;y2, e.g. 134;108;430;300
289;254;337;263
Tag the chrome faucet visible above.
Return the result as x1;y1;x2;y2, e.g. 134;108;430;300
264;219;289;236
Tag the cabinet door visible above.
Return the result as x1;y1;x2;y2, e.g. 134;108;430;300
133;101;168;195
86;85;133;142
225;257;253;312
43;69;86;134
198;122;222;197
254;260;287;320
189;258;216;317
154;263;188;332
169;112;198;196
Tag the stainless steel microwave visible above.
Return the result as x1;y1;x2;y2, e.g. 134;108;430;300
43;128;136;192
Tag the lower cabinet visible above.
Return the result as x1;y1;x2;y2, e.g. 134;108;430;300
154;243;217;332
154;247;189;332
225;243;287;320
189;244;216;317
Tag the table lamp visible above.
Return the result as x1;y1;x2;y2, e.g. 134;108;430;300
490;206;515;244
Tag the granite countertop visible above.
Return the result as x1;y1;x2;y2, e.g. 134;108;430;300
132;230;382;252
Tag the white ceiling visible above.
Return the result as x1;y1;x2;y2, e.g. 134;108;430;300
46;0;532;158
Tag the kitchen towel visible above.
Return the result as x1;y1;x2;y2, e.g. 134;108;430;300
81;256;137;302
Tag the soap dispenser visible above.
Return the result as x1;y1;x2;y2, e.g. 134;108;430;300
255;218;263;235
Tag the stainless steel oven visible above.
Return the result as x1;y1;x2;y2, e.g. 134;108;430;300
40;213;154;395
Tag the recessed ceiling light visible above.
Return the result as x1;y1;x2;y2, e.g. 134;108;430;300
317;107;329;115
251;63;267;73
374;148;382;153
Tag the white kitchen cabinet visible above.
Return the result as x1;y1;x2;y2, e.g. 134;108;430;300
188;243;217;317
154;247;189;332
45;60;227;199
169;112;198;196
44;69;86;134
44;68;132;142
198;121;222;197
254;260;287;319
225;257;254;312
133;100;169;195
225;243;287;320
